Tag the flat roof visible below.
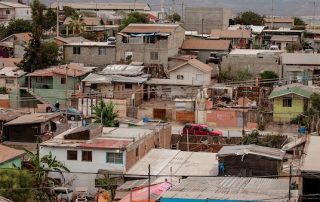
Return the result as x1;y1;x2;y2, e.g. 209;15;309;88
64;42;115;47
4;113;61;126
301;136;320;172
282;53;320;65
161;177;291;201
99;127;153;142
146;78;203;86
126;149;218;176
229;49;284;55
50;2;150;11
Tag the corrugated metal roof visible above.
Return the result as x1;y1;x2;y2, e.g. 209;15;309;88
0;66;26;77
161;177;290;201
181;39;231;51
126;149;218;176
121;24;179;34
101;64;145;76
211;29;251;39
82;73;148;84
146;78;203;86
269;83;320;99
301;136;320;172
217;144;285;160
4;113;62;126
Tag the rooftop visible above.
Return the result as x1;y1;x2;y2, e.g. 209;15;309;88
54;36;91;44
0;108;28;122
99;127;153;142
50;2;150;11
264;17;294;23
63;17;101;26
126;149;218;176
217;144;285;160
211;29;251;39
121;24;180;34
0;2;29;8
0;32;32;43
0;66;26;78
101;63;144;76
181;39;231;51
0;144;25;164
0;58;22;68
27;63;93;77
161;177;291;201
229;49;284;55
270;35;299;42
168;58;212;73
282;53;320;65
82;73;149;84
146;78;203;86
4;113;62;126
301;136;320;172
269;83;320;99
64;42;115;47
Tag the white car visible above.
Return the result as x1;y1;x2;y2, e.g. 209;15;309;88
53;187;73;202
269;45;279;50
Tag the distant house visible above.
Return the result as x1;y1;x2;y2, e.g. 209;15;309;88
0;2;31;24
0;58;26;91
0;144;24;168
0;108;27;135
63;16;101;36
270;35;299;50
281;53;320;84
0;32;31;57
26;63;94;106
116;24;185;70
81;63;149;106
3;113;63;142
264;17;294;29
63;42;116;66
54;36;91;47
261;29;304;48
180;39;231;63
39;123;171;193
217;144;285;176
269;83;320;122
210;29;251;48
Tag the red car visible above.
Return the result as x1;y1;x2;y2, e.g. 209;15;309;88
182;123;222;136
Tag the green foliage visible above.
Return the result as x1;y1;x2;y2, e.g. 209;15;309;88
294;17;306;26
81;32;97;41
119;12;149;31
220;70;233;82
234;11;264;25
43;8;57;31
0;87;7;94
242;130;259;145
259;71;279;87
168;13;181;22
40;41;59;66
0;169;35;201
4;19;32;37
311;93;320;111
63;6;76;17
69;11;85;35
92;100;119;127
242;130;286;148
286;43;301;53
235;69;253;82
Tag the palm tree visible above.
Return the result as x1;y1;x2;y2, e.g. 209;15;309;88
69;11;85;35
92;100;118;127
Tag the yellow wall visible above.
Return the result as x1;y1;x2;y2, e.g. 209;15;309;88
273;94;306;122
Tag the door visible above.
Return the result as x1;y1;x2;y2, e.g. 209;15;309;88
153;108;166;120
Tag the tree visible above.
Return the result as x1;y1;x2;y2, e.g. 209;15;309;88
92;100;119;127
242;130;259;145
69;11;85;35
4;19;32;37
168;13;181;22
0;169;35;201
311;93;320;112
259;71;278;86
63;6;76;17
43;8;57;31
40;41;59;67
119;12;148;31
234;11;264;25
294;17;306;26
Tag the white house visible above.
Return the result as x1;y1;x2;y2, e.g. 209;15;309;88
0;2;31;24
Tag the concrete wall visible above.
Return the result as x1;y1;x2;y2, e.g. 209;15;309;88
0;76;24;91
78;98;127;117
221;54;281;76
282;66;313;84
272;94;306;122
169;64;212;86
64;45;116;66
183;7;231;33
265;22;294;29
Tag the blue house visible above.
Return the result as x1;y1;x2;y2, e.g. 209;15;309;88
0;144;25;168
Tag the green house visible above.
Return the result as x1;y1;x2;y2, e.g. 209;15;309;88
269;83;320;122
0;144;25;168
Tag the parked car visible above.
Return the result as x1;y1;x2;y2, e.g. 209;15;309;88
107;37;116;45
61;108;83;121
53;187;73;202
182;123;222;136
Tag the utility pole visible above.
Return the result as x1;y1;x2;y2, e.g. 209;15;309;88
148;164;151;202
289;163;292;200
65;65;68;122
181;1;184;22
201;18;204;38
56;0;59;37
271;0;274;29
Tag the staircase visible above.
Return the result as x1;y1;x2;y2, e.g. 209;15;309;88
24;88;49;105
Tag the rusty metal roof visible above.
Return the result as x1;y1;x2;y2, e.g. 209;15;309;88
181;39;231;51
211;29;251;39
121;24;180;34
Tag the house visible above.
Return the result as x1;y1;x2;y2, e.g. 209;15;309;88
269;83;320;122
183;7;231;33
0;2;31;24
270;35;300;50
26;63;94;107
81;63;149;106
281;53;320;84
261;29;304;48
0;32;31;57
220;49;283;77
63;42;116;66
0;108;27;135
3;112;63;143
217;144;285;176
300;135;320;200
264;17;295;29
0;58;26;91
54;36;91;47
63;16;101;36
0;144;25;168
116;24;185;70
210;29;251;48
126;148;218;177
160;177;296;202
39;122;172;193
180;39;231;63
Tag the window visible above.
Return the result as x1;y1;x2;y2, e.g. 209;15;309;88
5;79;14;84
177;75;184;80
150;52;158;60
73;46;81;54
125;83;132;89
283;97;292;107
136;148;139;157
61;78;66;84
67;150;77;160
106;152;123;164
82;151;92;161
6;10;10;15
98;47;106;55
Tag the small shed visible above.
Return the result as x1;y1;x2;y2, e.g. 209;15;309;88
217;144;285;176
